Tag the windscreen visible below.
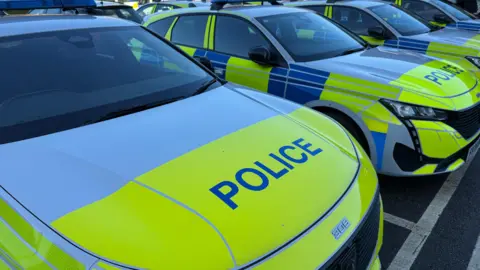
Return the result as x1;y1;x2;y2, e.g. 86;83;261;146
434;0;475;21
369;4;431;36
0;26;214;144
257;12;365;62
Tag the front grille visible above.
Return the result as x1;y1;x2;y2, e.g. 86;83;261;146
443;103;480;139
324;192;381;270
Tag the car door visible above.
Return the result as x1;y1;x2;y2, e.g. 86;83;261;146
331;6;395;46
207;15;288;95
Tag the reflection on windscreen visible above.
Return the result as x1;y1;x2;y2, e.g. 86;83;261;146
369;4;431;36
257;12;364;62
434;0;474;21
0;26;211;143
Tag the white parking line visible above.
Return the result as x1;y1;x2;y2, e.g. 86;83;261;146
387;161;471;270
468;234;480;270
384;213;415;230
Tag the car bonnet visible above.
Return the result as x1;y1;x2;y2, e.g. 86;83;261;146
0;85;360;268
299;46;480;110
405;27;480;57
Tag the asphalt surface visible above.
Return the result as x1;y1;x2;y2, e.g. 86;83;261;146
378;153;480;270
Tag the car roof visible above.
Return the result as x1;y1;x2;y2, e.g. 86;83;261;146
153;4;310;19
0;15;138;38
289;0;385;8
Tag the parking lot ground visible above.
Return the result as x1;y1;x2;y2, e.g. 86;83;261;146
378;153;480;270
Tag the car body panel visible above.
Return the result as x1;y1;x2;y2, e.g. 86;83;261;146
145;7;480;176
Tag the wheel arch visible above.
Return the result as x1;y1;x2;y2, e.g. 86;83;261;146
305;100;378;167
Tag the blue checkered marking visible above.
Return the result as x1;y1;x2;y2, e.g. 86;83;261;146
384;39;399;47
397;38;430;54
268;67;288;97
371;131;387;170
205;51;230;79
455;22;480;31
194;49;207;57
286;64;330;104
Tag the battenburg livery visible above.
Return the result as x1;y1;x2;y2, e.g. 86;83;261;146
145;0;480;177
390;0;480;31
0;0;382;268
287;0;480;75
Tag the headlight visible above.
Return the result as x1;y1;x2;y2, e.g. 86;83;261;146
466;56;480;68
380;99;448;121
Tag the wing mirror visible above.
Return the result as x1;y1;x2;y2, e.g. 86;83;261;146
367;26;387;40
194;56;214;73
433;13;451;24
248;46;275;66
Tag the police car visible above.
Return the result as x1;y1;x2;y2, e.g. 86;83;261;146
145;0;480;177
0;0;382;268
287;0;480;73
389;0;480;30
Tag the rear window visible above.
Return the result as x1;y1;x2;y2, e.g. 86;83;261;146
0;26;214;144
94;6;143;23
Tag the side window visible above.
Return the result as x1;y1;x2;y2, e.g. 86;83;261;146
171;15;209;48
214;15;270;58
138;4;155;17
305;5;326;15
148;16;176;37
46;8;61;14
158;4;173;11
30;9;47;14
403;1;444;22
332;7;384;36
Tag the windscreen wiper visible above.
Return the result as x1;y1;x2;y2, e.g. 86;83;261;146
337;47;366;57
191;78;218;96
84;97;185;125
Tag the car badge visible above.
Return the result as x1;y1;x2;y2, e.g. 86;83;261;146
331;217;350;240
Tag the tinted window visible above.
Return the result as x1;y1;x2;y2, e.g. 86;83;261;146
214;16;270;58
148;16;176;36
29;9;46;14
369;4;431;35
171;15;208;47
434;0;475;20
157;4;176;11
138;4;156;17
0;26;215;144
403;1;448;22
304;5;326;15
94;7;143;23
258;12;365;62
46;8;62;14
333;7;385;36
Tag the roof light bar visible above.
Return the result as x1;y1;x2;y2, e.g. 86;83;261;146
210;0;282;10
0;0;96;10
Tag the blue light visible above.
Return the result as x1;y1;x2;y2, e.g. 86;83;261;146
0;0;96;9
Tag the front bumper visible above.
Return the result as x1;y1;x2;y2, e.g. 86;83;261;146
379;118;480;177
